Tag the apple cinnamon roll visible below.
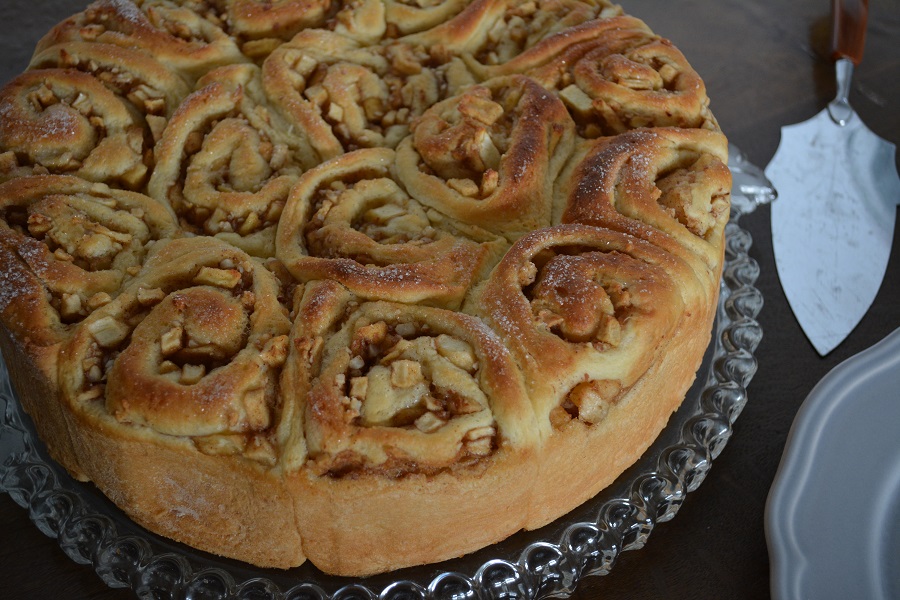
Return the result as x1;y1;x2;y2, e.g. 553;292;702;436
467;223;707;527
59;236;290;446
276;147;507;308
28;42;192;143
54;235;303;568
322;0;475;44
402;0;621;64
283;279;538;574
226;0;333;46
396;0;506;55
489;16;718;135
262;29;475;159
383;0;471;36
148;64;314;258
34;0;246;83
555;127;731;287
0;175;178;348
0;69;153;189
395;74;575;240
463;14;648;79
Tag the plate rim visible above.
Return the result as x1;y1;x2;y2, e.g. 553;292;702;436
765;327;900;600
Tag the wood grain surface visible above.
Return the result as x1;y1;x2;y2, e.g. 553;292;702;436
1;1;898;598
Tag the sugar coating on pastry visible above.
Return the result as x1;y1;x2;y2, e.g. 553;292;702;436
0;0;730;576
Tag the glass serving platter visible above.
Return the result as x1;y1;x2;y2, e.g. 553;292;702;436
0;147;773;600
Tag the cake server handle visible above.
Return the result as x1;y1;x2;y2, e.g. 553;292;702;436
828;0;867;126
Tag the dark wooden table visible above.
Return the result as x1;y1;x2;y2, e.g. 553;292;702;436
2;1;898;598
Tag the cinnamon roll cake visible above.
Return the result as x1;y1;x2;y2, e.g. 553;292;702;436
0;0;731;576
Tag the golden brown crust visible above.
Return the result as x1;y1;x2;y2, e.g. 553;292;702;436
290;448;535;575
524;306;711;529
0;0;730;577
62;392;305;569
0;324;83;479
45;236;303;567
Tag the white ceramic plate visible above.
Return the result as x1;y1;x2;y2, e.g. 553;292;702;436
766;327;900;600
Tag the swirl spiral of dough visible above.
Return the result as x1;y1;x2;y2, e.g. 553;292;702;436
282;279;538;574
0;175;178;347
402;0;621;64
54;240;301;569
395;74;575;240
0;69;153;189
28;41;192;143
555;127;732;287
481;15;718;135
34;0;247;83
60;236;291;444
148;64;314;257
467;223;706;527
263;29;475;157
276;147;507;308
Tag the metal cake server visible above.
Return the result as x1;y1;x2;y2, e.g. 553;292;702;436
766;0;900;356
